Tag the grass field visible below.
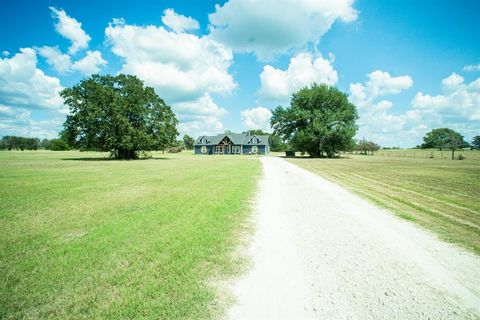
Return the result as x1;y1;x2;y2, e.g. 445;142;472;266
287;151;480;254
0;151;260;319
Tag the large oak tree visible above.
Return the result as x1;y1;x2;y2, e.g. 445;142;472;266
271;83;358;157
61;74;178;159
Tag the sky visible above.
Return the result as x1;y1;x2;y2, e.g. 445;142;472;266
0;0;479;147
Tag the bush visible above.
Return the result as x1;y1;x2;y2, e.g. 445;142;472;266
167;146;183;153
456;154;465;160
49;139;70;151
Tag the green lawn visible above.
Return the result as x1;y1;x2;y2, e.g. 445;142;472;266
0;151;261;319
287;151;480;254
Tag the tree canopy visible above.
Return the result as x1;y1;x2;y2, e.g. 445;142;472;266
421;128;466;159
0;136;40;150
356;138;380;155
183;134;195;150
271;83;358;157
61;74;178;159
472;136;480;150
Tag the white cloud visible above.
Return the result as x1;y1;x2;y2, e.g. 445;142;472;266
37;46;106;75
72;50;107;75
105;19;235;103
50;7;91;55
161;8;200;33
441;72;464;90
349;70;480;147
241;106;272;131
37;46;72;73
412;73;480;122
105;18;237;136
349;70;413;108
0;48;65;112
208;0;358;60
463;63;480;72
348;70;417;146
175;94;227;136
259;52;338;102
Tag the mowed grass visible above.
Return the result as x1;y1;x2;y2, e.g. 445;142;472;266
0;151;260;319
287;151;480;254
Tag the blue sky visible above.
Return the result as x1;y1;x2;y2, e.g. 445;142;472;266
1;0;479;147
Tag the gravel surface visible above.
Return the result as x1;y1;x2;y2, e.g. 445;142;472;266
228;156;480;319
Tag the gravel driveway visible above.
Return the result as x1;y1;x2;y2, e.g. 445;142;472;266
228;156;480;319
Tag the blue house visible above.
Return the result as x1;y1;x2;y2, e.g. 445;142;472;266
194;133;270;155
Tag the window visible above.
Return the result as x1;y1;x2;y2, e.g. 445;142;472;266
232;146;240;154
251;146;258;154
201;146;207;154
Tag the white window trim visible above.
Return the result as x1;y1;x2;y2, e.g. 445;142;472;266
232;145;240;154
252;146;258;154
201;146;207;154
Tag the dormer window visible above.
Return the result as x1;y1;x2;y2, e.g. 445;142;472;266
200;137;207;144
250;136;260;144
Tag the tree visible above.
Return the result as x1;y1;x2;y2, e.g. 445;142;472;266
472;136;480;150
0;136;39;150
421;128;466;159
61;74;178;159
271;83;358;157
183;134;195;150
49;139;70;151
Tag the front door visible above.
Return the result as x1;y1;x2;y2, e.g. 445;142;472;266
216;146;224;154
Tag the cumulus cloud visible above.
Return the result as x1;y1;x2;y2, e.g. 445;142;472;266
105;18;235;103
411;73;480;122
175;94;227;136
350;70;480;147
259;52;338;102
105;17;237;135
349;70;413;108
37;46;72;73
71;50;107;75
0;48;65;112
463;63;480;72
161;8;200;33
50;7;91;55
208;0;358;60
348;70;420;146
241;106;272;131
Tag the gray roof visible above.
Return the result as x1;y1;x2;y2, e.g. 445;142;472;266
195;133;269;146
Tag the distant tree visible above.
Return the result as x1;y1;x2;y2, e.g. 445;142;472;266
271;84;358;157
0;136;39;150
472;136;480;150
355;138;380;155
421;128;466;159
183;134;195;150
61;74;178;159
49;139;70;151
40;139;52;150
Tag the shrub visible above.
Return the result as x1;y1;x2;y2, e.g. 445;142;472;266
168;146;183;153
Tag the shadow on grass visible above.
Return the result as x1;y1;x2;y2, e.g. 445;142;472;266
61;157;171;161
279;155;351;160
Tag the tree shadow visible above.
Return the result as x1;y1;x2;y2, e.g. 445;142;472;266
61;157;171;161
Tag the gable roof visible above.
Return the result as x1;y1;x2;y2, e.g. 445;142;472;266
195;133;269;146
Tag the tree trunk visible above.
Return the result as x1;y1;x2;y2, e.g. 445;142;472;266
451;148;455;160
116;148;137;159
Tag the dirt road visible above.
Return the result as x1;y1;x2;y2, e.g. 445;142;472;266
228;156;480;319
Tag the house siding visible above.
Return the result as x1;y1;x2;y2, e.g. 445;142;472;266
194;133;269;155
194;145;213;155
242;145;266;155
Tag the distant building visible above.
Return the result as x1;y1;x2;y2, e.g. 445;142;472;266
194;133;269;155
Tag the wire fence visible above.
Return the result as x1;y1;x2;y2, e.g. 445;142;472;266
351;149;479;160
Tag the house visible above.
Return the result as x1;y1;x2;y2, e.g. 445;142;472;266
194;133;269;155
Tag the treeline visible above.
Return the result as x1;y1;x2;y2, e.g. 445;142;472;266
0;136;69;151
